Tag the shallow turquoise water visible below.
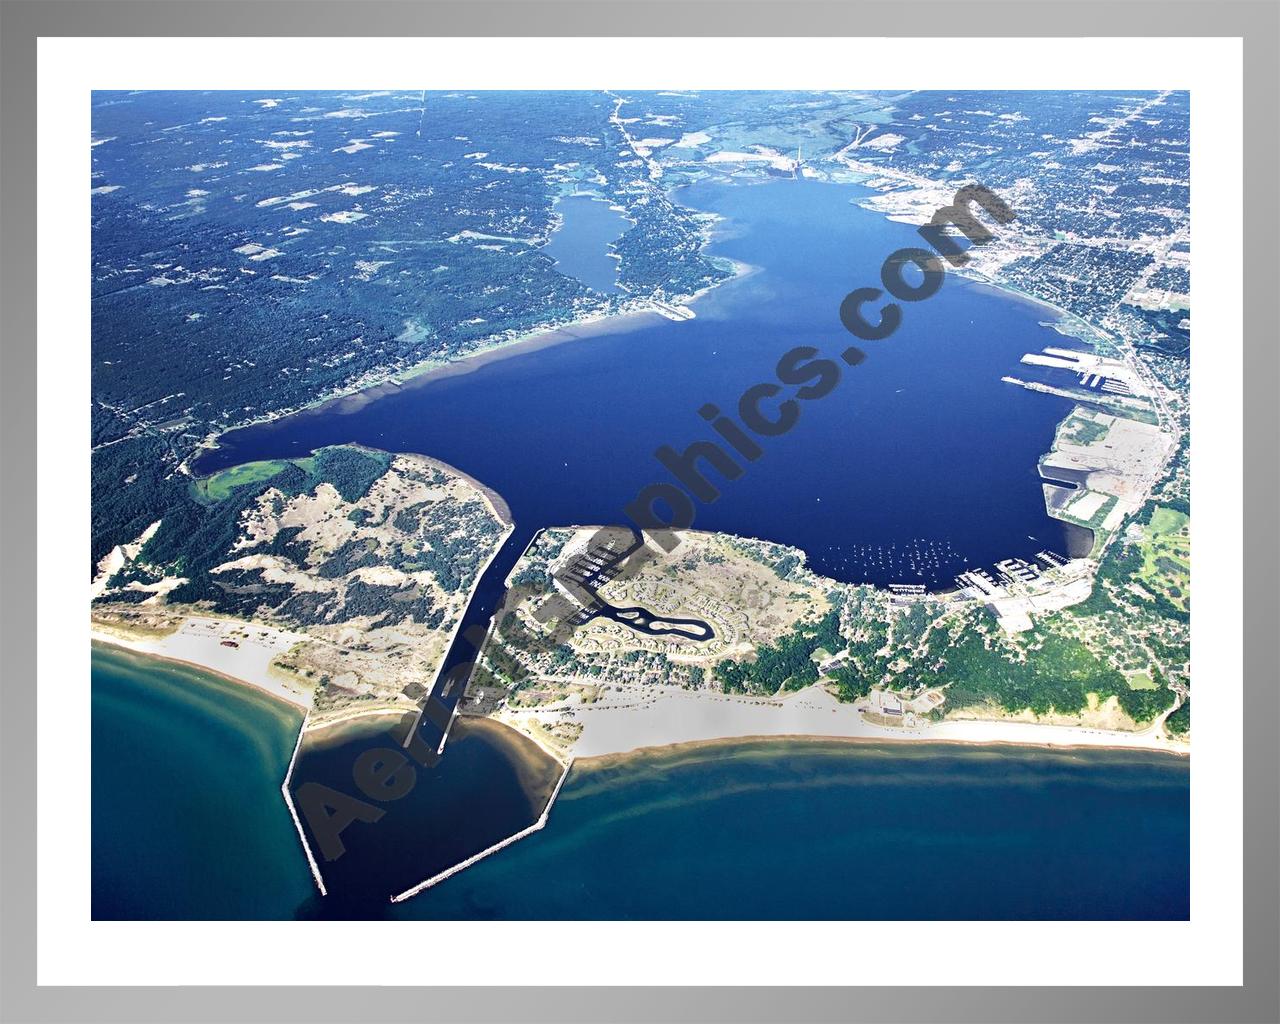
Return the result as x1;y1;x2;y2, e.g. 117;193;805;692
91;643;313;920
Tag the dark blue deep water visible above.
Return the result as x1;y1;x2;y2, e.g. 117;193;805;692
196;179;1087;590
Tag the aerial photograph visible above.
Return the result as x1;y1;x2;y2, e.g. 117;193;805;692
89;89;1191;921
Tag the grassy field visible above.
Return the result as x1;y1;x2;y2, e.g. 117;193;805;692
1056;489;1118;531
190;457;316;503
1058;407;1113;447
1126;670;1158;690
1137;507;1190;613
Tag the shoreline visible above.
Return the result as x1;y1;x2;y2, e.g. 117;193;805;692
574;729;1189;770
91;635;310;713
573;720;1190;763
93;634;1188;767
302;704;412;735
187;180;760;474
183;304;642;470
188;285;735;473
90;612;315;710
403;451;514;527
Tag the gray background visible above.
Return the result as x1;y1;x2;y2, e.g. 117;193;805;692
1;1;1276;1021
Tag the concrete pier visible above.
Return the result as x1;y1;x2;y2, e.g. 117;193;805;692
280;711;328;896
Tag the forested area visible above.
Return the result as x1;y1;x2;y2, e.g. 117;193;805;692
90;90;736;568
715;604;843;696
103;446;391;605
912;613;1174;721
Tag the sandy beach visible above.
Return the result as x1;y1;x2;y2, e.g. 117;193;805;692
90;613;314;710
520;683;1188;759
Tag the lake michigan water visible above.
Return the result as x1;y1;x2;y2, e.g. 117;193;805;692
92;646;1189;920
94;179;1188;920
91;644;313;920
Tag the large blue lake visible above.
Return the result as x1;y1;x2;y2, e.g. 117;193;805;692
197;178;1085;591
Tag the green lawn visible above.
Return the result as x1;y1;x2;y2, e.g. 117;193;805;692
191;458;307;503
1126;671;1158;691
1136;507;1189;612
1149;506;1189;536
1057;490;1118;531
1060;410;1112;447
